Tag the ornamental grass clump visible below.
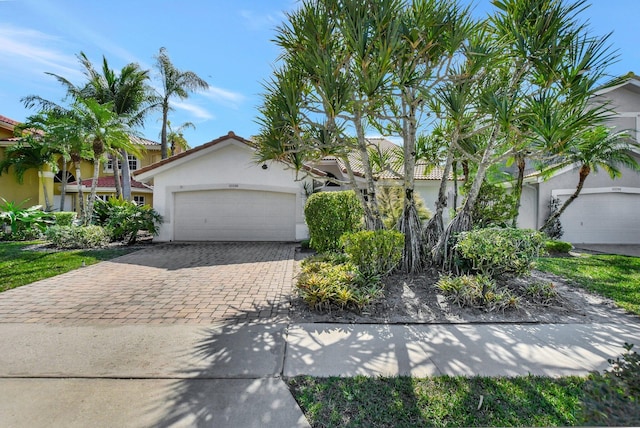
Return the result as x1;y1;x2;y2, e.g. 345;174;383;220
436;274;520;312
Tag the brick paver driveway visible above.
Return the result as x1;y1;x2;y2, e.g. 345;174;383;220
0;242;296;325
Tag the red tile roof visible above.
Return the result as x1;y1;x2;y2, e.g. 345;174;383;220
0;115;19;127
68;176;148;189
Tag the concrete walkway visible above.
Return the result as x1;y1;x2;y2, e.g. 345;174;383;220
1;243;639;427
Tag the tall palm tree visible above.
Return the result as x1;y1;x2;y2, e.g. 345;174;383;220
154;47;209;159
62;53;155;200
540;125;640;232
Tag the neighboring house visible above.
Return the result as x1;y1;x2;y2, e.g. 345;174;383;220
0;114;160;212
134;132;316;242
518;75;640;244
134;132;456;242
312;137;458;224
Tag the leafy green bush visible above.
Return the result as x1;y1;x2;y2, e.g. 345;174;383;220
0;198;54;239
45;225;111;249
468;181;518;228
455;228;546;278
296;256;383;310
340;229;403;278
51;211;77;227
436;274;520;311
93;197;162;244
544;240;573;254
581;343;640;426
304;191;363;253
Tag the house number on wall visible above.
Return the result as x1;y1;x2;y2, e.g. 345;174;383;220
228;184;239;188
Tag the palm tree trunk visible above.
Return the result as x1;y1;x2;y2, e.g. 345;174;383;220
40;168;52;212
86;159;101;225
511;153;526;227
113;155;122;199
121;149;132;201
540;165;590;232
59;159;67;211
161;104;169;159
74;161;85;222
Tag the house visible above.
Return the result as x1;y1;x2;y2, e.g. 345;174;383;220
517;75;640;244
134;132;316;242
0;114;161;212
134;132;457;242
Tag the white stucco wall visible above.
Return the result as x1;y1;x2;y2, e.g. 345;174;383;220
142;139;310;242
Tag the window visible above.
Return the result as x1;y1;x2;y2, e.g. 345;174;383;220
105;155;139;172
96;195;110;202
133;195;145;205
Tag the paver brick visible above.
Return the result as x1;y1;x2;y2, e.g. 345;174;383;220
0;242;297;325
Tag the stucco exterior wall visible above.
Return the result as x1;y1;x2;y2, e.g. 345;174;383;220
147;139;310;242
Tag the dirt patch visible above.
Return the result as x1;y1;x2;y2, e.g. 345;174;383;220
289;249;637;325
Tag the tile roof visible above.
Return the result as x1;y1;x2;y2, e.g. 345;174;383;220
130;135;160;147
330;137;454;181
0;114;19;127
68;176;148;189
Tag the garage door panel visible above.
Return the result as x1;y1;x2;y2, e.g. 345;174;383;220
559;193;640;244
174;189;296;241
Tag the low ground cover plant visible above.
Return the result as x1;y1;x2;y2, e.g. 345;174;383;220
545;240;573;254
45;225;111;249
436;274;521;312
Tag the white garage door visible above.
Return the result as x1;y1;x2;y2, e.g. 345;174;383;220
559;192;640;244
174;189;296;241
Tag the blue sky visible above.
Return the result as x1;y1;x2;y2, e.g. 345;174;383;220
1;0;638;147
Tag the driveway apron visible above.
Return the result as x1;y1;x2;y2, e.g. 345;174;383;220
0;242;296;324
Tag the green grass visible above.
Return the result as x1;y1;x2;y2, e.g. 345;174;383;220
536;254;640;316
288;375;585;427
0;241;138;292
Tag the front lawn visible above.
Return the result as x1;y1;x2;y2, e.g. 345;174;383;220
536;254;640;316
0;241;138;292
288;375;585;427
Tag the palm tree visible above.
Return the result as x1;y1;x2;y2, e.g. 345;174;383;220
154;47;209;159
540;125;640;232
166;120;194;156
0;134;57;211
59;53;155;201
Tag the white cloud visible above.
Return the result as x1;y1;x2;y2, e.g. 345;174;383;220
0;24;81;79
201;86;246;109
172;100;215;120
239;9;285;31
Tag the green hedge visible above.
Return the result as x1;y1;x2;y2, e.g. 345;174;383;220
45;225;111;249
455;227;546;278
544;240;573;254
340;229;403;278
304;191;362;253
51;211;77;227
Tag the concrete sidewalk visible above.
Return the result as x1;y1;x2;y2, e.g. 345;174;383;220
2;321;639;427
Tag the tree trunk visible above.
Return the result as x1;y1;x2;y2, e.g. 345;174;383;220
540;165;590;232
72;157;85;222
113;154;122;200
400;95;423;273
85;159;101;225
59;159;67;211
424;145;455;263
161;103;169;159
121;149;132;201
452;159;458;213
353;108;384;230
40;168;52;212
511;153;526;227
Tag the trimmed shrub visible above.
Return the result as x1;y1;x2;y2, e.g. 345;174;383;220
93;198;162;244
468;181;518;228
340;229;403;277
304;191;363;253
581;343;640;426
296;256;384;311
455;227;546;278
51;211;77;227
45;225;110;249
544;239;573;254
